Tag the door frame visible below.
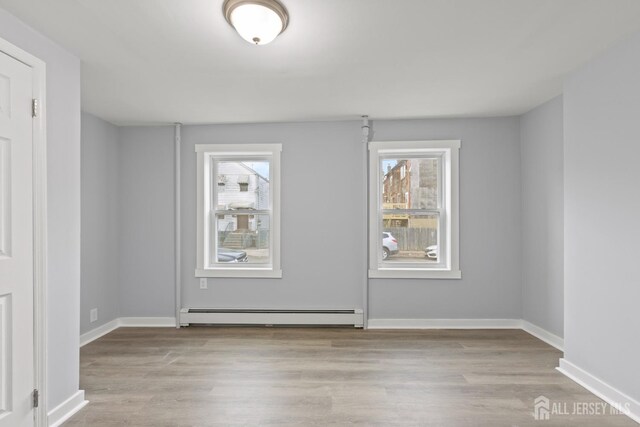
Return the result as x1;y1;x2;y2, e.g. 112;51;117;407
0;37;47;427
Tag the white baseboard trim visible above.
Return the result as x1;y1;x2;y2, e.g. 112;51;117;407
79;318;120;347
81;317;563;354
521;320;564;351
367;319;565;351
48;390;88;427
558;359;640;424
367;318;522;329
80;317;177;347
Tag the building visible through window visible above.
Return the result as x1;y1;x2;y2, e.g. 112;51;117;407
195;144;282;278
370;140;460;279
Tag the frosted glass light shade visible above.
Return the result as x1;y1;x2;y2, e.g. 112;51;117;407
223;0;289;46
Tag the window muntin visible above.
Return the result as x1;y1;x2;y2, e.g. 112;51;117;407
196;144;281;278
369;140;460;279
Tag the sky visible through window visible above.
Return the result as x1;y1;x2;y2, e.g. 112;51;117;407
242;161;269;180
381;159;397;174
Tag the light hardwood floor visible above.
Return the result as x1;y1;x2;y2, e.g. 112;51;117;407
65;327;634;426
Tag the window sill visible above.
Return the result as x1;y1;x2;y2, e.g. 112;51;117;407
195;268;283;279
368;269;462;279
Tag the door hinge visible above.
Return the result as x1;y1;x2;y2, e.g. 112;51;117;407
32;99;39;118
33;389;39;408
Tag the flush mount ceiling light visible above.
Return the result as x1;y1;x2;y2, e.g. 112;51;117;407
223;0;289;45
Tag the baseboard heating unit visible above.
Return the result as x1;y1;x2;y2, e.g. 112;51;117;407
179;308;364;328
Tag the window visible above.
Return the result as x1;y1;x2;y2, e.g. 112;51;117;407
195;144;282;278
369;140;460;279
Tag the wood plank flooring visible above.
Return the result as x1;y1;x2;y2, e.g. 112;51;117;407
65;327;635;426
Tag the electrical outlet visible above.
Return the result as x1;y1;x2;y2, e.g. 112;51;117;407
199;278;208;289
90;308;98;323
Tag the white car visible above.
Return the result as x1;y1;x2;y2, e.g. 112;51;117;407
425;245;438;260
382;232;399;260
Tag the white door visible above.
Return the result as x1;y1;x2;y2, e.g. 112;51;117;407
0;50;35;427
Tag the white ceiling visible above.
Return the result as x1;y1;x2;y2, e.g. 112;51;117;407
2;0;640;125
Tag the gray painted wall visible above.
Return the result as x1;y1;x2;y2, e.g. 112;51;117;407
520;97;564;337
0;7;81;410
564;31;640;401
118;126;176;317
81;112;120;333
180;122;366;310
114;118;523;320
368;118;522;319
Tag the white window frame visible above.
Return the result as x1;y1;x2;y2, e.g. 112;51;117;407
368;140;461;279
195;143;282;278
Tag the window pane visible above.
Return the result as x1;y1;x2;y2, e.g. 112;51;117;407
215;161;270;209
382;213;439;263
214;213;270;264
381;158;439;209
